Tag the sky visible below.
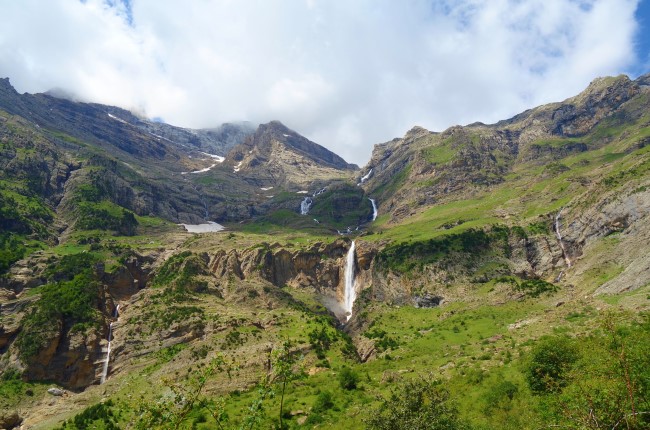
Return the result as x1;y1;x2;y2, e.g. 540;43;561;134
1;0;649;166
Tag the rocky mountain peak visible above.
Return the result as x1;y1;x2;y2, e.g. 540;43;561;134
225;121;357;188
0;77;17;94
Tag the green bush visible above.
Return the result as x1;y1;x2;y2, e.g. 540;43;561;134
484;380;518;412
0;233;27;275
365;378;466;430
525;336;578;393
338;366;359;390
313;390;335;413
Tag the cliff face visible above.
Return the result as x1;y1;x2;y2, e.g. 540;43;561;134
359;75;649;224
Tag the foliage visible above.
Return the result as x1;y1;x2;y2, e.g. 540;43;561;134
56;400;119;430
525;335;579;394
376;226;512;273
0;232;27;275
76;201;138;236
313;390;335;413
516;279;559;298
16;269;101;359
365;377;466;430
44;252;100;282
308;325;333;359
363;327;399;352
338;366;360;390
483;380;519;413
547;315;650;429
132;342;304;430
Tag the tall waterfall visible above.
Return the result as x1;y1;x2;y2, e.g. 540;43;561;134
100;305;119;384
369;198;378;221
343;241;357;322
300;197;313;215
554;209;572;268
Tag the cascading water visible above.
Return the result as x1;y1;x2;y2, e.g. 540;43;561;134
554;209;572;268
300;197;313;215
343;241;357;322
100;305;119;384
369;198;378;221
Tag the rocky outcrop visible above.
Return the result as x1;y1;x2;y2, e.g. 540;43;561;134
225;121;357;189
209;239;378;318
22;324;102;390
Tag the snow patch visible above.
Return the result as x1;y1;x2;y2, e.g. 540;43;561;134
181;222;225;233
261;186;274;191
234;161;243;173
296;190;309;194
200;152;225;162
107;113;129;125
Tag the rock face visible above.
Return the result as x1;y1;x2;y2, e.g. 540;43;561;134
0;252;156;390
359;75;648;224
208;239;378;319
226;121;357;188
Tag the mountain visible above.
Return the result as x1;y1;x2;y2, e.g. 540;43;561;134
1;74;650;430
0;79;364;229
226;120;357;187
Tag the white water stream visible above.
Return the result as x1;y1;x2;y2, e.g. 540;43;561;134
554;209;572;268
343;241;357;322
369;198;378;221
300;197;313;215
100;305;119;384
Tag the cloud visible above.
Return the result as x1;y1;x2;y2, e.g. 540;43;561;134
0;0;642;165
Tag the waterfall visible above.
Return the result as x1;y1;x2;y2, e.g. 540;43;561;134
554;209;572;268
343;241;357;322
100;305;119;384
100;323;113;384
300;197;313;215
369;198;378;221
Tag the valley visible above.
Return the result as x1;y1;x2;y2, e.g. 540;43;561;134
1;74;650;429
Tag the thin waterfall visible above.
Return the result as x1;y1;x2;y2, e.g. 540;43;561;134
343;241;357;322
369;198;377;221
100;305;119;384
554;209;572;268
300;197;313;215
100;324;113;384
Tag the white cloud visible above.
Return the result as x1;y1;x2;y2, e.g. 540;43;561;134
0;0;642;165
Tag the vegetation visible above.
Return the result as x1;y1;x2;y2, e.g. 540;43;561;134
16;266;101;359
376;226;511;273
366;378;466;430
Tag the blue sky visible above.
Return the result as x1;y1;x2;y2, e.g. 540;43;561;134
634;0;650;75
0;0;647;165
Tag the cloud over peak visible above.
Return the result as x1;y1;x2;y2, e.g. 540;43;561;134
0;0;643;165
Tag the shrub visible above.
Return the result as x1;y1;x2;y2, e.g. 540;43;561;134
484;380;518;412
525;335;578;393
313;390;335;413
338;367;359;390
365;377;465;430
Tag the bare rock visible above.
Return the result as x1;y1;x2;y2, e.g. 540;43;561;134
0;411;22;429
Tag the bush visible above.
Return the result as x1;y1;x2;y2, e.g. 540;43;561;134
525;336;578;393
365;377;466;430
338;367;359;390
484;380;518;412
313;390;335;413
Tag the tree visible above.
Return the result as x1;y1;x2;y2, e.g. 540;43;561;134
365;377;467;430
338;366;359;390
525;335;578;393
